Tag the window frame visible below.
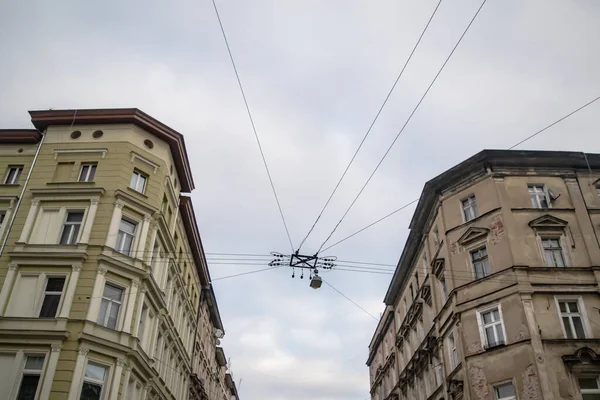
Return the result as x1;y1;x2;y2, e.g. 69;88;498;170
59;210;85;245
97;281;125;330
447;331;458;371
78;163;98;183
528;184;551;209
476;304;507;349
578;375;600;400
79;360;111;400
541;237;566;267
115;217;137;256
0;210;6;229
3;165;23;185
15;353;47;400
461;195;478;222
470;247;490;280
555;296;589;339
129;170;148;194
493;380;516;400
38;275;67;318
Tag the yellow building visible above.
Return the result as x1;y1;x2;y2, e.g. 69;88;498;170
0;109;238;400
367;150;600;400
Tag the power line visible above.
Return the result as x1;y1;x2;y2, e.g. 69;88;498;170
320;91;600;252
296;0;445;252
336;260;396;268
508;95;600;149
210;0;295;252
323;279;379;321
211;266;283;282
316;0;489;253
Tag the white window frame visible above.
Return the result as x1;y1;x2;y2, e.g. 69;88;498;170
0;210;6;229
39;275;67;318
541;237;566;267
3;165;23;185
422;255;428;276
493;380;516;400
578;375;600;399
14;353;47;400
78;163;97;182
129;170;148;194
555;296;589;339
115;218;137;256
59;210;85;245
471;247;490;280
461;195;478;222
97;281;125;330
447;331;458;370
528;184;551;208
6;272;69;318
79;360;111;400
476;304;507;349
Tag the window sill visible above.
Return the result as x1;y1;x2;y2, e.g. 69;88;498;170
46;181;96;185
0;183;20;187
126;186;148;199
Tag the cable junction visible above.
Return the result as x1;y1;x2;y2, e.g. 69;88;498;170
268;251;339;289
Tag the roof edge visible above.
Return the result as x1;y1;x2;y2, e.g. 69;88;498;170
28;108;194;192
0;129;43;144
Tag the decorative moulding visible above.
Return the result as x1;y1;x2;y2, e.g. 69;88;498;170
457;227;489;246
54;148;108;160
130;151;160;174
528;214;568;230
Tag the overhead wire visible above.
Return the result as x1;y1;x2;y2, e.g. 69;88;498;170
296;0;445;252
319;92;600;253
322;279;379;321
210;0;295;252
316;0;489;253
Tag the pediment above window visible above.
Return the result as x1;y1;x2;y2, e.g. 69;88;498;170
563;347;600;371
457;227;489;246
528;214;568;230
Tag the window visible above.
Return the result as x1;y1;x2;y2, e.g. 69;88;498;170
3;166;23;184
494;382;516;400
0;211;6;228
115;219;136;256
80;363;108;400
558;299;586;339
97;284;123;329
542;238;565;267
422;255;428;276
439;276;447;301
447;332;457;369
16;355;45;400
59;211;84;245
129;170;147;193
528;184;549;208
479;307;505;348
462;196;478;222
79;164;97;182
471;247;490;279
433;226;440;248
39;277;65;318
579;376;600;400
410;284;414;301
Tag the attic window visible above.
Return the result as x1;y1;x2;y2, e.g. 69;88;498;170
144;139;154;149
92;130;104;139
70;130;81;139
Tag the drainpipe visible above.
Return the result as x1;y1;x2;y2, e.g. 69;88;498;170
0;130;46;256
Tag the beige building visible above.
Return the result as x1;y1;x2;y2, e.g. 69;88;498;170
367;150;600;400
0;109;238;400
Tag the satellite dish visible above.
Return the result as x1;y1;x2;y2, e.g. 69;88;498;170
214;328;225;339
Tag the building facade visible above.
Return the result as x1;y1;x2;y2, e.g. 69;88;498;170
367;150;600;400
0;109;238;400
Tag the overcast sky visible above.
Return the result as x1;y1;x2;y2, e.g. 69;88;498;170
2;0;600;399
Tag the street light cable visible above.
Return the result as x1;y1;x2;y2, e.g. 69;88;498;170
296;0;445;252
323;279;379;321
316;0;488;253
211;0;295;251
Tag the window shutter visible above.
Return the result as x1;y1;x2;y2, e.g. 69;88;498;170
0;353;16;395
53;162;74;182
29;209;62;244
6;275;39;317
